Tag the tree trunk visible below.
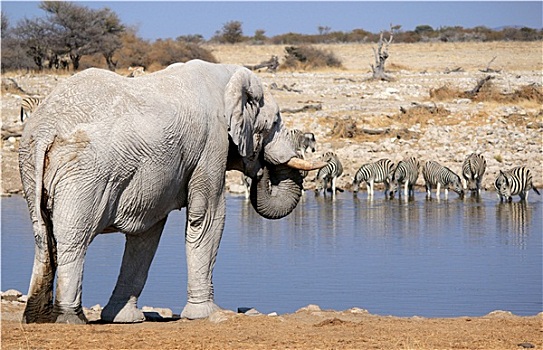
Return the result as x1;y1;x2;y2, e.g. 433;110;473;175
370;29;394;81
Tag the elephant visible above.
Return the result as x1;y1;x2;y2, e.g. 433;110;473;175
18;59;325;324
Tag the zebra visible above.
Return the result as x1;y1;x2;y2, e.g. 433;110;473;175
352;158;395;196
422;160;464;198
462;153;486;195
315;151;343;196
494;166;540;202
389;157;420;198
288;129;317;159
20;96;42;122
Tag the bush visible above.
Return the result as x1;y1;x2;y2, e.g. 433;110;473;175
281;46;343;70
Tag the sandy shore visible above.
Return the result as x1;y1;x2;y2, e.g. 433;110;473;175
2;300;542;349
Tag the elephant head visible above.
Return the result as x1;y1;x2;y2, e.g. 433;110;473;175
224;68;324;219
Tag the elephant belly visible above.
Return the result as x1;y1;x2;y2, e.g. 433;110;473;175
111;166;189;234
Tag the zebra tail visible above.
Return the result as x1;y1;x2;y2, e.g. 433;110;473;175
533;186;541;196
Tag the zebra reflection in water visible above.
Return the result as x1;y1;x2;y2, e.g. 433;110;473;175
495;201;531;248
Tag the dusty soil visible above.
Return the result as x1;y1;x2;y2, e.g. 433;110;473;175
1;42;542;349
2;302;542;349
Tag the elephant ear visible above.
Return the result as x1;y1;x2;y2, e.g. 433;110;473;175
224;68;264;158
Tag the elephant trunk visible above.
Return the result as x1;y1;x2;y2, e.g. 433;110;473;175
250;163;304;220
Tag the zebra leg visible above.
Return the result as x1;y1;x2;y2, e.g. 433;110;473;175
368;180;374;197
436;183;441;198
403;182;409;197
331;177;337;196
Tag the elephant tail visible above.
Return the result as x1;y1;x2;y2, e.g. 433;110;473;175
22;135;58;323
32;137;56;258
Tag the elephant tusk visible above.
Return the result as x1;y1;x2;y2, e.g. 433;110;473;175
286;157;327;171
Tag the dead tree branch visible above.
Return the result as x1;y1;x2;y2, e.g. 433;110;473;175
466;75;494;96
280;104;322;114
270;82;302;93
479;56;501;73
244;55;279;72
369;25;394;81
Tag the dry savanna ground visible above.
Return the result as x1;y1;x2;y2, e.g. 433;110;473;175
1;42;542;349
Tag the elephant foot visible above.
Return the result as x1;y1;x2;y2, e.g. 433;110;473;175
181;301;221;320
23;300;54;323
53;305;88;324
101;296;145;323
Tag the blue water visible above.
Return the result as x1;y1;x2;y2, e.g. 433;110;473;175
2;191;541;317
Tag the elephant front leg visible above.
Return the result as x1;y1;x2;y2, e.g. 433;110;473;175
101;218;166;323
181;193;226;319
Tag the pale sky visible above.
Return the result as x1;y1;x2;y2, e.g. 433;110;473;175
2;1;542;40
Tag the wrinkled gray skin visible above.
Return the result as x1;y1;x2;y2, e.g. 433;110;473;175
19;60;317;324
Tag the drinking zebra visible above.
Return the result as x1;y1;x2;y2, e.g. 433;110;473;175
352;158;395;196
462;153;486;195
20;96;42;122
422;160;464;198
315;151;343;196
494;166;540;202
389;157;420;198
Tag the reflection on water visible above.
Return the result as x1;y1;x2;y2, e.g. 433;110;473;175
2;191;542;317
496;201;532;249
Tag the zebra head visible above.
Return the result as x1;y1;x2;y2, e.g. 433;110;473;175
447;172;465;197
494;170;513;202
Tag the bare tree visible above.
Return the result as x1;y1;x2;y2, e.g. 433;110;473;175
12;18;53;71
370;25;397;81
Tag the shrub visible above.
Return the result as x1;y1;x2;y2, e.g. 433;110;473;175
281;46;343;70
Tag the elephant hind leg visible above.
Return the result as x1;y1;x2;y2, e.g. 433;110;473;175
101;218;167;323
23;222;57;323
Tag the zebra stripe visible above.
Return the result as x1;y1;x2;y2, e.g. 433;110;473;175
462;153;486;195
494;166;540;202
389;157;420;198
422;160;464;198
20;96;42;122
315;151;343;196
352;158;395;196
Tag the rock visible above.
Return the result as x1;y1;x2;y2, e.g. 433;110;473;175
1;289;22;302
90;304;102;311
347;307;369;314
142;306;174;319
296;304;321;313
244;308;262;316
208;309;236;324
485;310;515;318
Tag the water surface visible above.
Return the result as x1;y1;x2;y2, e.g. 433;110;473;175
2;191;541;317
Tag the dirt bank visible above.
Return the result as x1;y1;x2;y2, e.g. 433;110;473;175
2;301;541;349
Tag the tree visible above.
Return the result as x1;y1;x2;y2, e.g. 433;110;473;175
12;17;53;70
370;25;395;81
39;1;124;70
219;20;244;44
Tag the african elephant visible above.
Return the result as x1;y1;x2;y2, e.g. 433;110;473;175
18;59;324;324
